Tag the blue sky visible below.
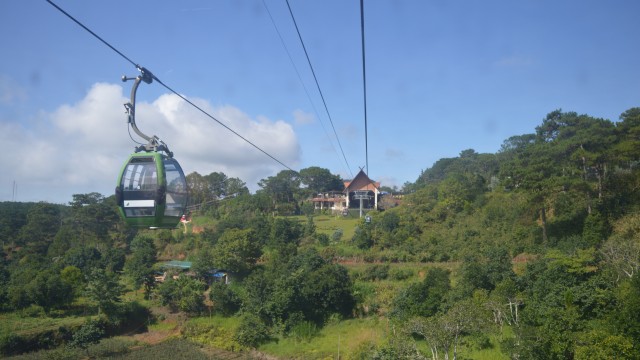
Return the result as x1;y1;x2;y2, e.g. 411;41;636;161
1;0;639;203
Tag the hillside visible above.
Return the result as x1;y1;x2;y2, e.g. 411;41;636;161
1;108;640;359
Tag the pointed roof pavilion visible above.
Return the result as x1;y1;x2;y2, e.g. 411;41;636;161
343;169;380;209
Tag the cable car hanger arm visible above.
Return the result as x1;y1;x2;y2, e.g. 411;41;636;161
122;67;173;157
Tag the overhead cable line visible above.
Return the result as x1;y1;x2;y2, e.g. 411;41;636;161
262;0;351;178
151;77;297;172
360;0;369;176
284;0;354;179
45;0;297;173
46;0;137;69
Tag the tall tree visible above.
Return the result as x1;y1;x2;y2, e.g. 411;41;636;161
225;177;249;196
299;166;343;195
85;268;123;316
16;202;61;254
157;276;206;315
391;267;450;320
258;170;301;214
205;172;228;198
601;213;640;280
124;235;157;298
212;228;261;275
613;107;640;163
186;171;209;206
67;193;119;247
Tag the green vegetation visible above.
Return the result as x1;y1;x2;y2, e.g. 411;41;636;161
259;317;386;359
2;108;640;358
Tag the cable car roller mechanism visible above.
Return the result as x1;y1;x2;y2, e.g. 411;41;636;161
115;67;188;229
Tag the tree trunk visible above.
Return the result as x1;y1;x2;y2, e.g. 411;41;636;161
453;329;460;360
540;206;548;243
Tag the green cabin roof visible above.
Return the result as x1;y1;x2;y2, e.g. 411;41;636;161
162;260;192;269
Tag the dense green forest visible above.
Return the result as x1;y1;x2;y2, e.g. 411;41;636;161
2;108;640;359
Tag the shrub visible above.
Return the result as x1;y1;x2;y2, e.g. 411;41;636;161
67;319;104;352
209;282;241;316
21;304;46;318
315;233;330;246
0;332;25;356
234;314;271;348
389;268;414;281
182;319;240;352
105;301;151;334
362;264;390;281
332;228;344;243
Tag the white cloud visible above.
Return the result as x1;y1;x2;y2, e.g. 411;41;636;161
0;82;300;203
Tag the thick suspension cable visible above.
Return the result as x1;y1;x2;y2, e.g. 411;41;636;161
46;0;297;173
46;0;137;68
285;0;354;179
360;0;369;176
152;76;296;172
262;0;351;178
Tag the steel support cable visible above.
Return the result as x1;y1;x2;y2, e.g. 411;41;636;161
46;0;137;69
284;0;354;179
360;0;369;176
262;0;350;178
152;77;297;172
46;0;297;173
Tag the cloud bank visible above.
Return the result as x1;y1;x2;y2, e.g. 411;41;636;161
1;83;300;203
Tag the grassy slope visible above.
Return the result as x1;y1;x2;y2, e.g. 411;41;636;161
0;312;87;337
258;317;386;359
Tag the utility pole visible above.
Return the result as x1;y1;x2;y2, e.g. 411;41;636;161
354;190;370;218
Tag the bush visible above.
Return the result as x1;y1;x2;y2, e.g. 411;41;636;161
104;301;151;335
315;233;330;246
156;277;205;316
67;319;104;352
21;304;46;318
0;332;25;356
181;318;240;351
362;264;390;281
332;228;344;243
352;226;373;249
234;314;271;348
389;268;414;281
209;282;241;316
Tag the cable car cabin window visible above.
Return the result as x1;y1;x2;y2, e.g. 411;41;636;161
121;157;157;217
164;158;187;217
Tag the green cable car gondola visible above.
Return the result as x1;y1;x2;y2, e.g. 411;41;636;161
115;68;188;229
116;152;187;229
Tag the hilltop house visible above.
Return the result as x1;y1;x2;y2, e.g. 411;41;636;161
343;169;380;210
310;169;380;213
